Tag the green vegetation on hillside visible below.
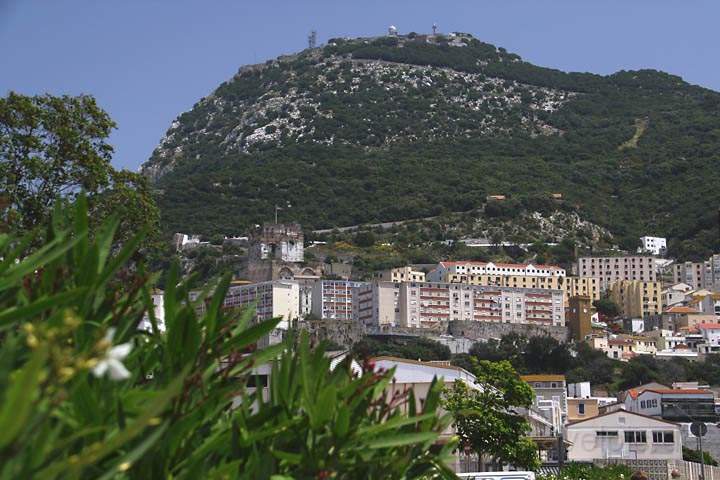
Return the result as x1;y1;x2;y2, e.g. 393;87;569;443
144;35;720;260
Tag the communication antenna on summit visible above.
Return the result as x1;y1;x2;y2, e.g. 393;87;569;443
308;30;317;49
432;22;438;35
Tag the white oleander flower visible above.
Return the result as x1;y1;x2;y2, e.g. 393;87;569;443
92;328;132;381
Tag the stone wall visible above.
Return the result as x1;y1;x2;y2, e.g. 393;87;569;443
297;318;363;348
447;320;569;343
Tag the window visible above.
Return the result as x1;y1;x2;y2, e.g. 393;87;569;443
624;431;647;443
653;431;674;443
578;403;585;415
641;401;646;409
596;431;618;437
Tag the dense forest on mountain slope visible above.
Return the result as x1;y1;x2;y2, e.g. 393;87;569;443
143;34;720;260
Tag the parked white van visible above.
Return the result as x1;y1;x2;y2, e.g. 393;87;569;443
456;473;536;480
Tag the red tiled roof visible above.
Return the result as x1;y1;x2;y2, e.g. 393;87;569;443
629;388;711;399
696;323;720;330
664;306;699;314
439;261;563;271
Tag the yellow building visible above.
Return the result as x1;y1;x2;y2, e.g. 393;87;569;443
609;280;663;318
446;273;599;308
446;273;563;290
375;266;426;283
567;398;600;422
564;276;601;304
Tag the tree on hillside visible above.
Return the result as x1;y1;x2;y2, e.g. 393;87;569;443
594;296;621;318
0;92;158;242
524;336;573;374
353;336;451;361
469;332;528;371
443;360;539;470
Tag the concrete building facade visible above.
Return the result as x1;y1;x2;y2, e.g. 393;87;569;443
576;256;656;291
639;236;667;256
609;280;663;319
223;280;300;329
396;282;565;329
375;266;426;283
312;280;367;321
428;261;565;283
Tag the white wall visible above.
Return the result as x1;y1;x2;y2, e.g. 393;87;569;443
566;412;682;461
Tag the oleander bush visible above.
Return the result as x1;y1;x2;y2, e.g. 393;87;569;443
0;198;456;479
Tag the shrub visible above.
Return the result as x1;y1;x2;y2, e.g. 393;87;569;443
0;198;456;479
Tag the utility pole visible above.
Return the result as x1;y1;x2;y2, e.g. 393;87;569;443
700;433;706;480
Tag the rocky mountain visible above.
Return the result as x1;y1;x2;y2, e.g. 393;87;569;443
142;32;720;260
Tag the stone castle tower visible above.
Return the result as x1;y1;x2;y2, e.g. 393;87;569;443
246;223;320;282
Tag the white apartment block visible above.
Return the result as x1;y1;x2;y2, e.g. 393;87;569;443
428;261;565;282
576;256;656;291
639;236;667;256
393;282;564;329
312;280;367;321
355;282;400;328
223;281;300;329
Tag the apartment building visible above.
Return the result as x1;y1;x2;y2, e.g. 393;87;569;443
609;280;663;319
427;261;565;282
311;280;367;321
672;261;708;290
375;266;426;283
223;280;300;329
355;281;400;328
397;282;565;329
564;276;602;304
672;254;720;291
576;256;656;291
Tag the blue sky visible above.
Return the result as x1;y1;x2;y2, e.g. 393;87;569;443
1;0;719;171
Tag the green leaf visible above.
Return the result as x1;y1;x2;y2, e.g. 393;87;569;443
366;432;438;449
0;346;48;448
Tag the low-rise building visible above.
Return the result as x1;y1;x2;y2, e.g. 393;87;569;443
609;280;663;319
565;410;683;461
639;236;667;256
521;374;568;423
568;397;600;422
591;335;657;361
663;305;717;331
624;387;717;422
375;266;426;283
